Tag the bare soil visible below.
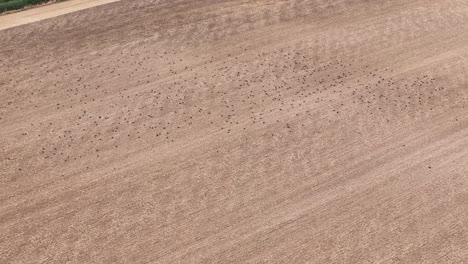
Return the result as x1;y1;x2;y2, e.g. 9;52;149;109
0;0;467;263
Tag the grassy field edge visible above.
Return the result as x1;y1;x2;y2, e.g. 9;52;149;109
0;0;66;14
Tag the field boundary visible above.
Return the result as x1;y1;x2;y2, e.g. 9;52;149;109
0;0;120;30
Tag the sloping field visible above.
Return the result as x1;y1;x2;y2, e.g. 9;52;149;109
0;0;467;263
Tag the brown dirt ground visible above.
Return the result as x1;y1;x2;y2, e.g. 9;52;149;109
1;0;468;263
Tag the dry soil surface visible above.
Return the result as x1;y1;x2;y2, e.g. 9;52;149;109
1;0;468;263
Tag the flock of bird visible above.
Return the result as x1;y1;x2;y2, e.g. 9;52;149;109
1;41;463;177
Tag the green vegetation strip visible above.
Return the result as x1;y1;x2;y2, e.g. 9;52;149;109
0;0;60;13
